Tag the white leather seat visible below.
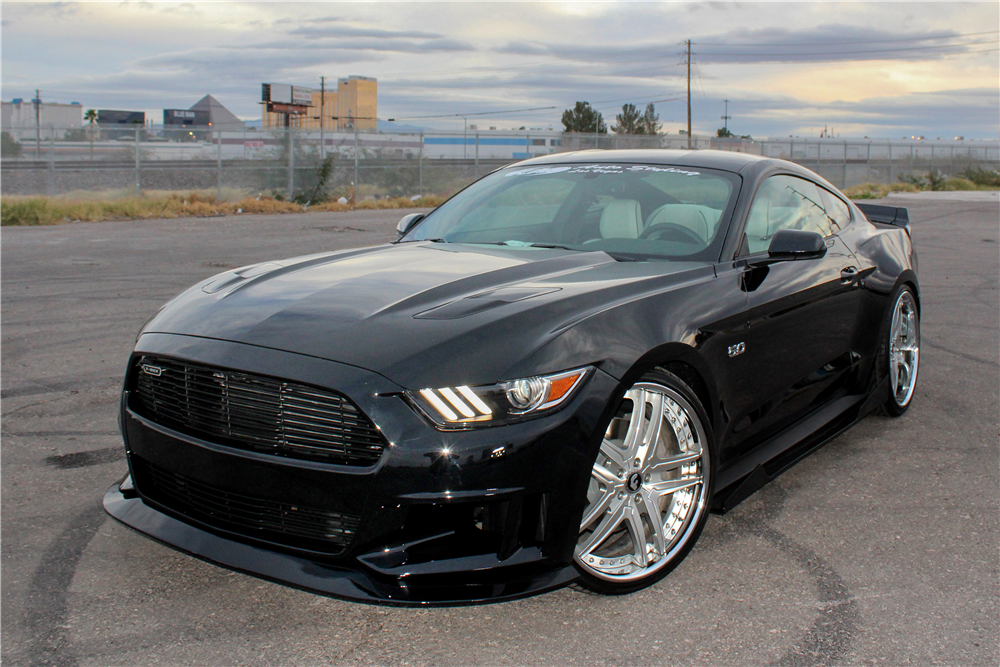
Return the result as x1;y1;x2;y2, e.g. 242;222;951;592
643;204;719;243
598;199;642;239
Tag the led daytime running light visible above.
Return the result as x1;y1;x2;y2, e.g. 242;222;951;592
412;367;591;428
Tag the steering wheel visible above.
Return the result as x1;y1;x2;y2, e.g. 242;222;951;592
638;222;705;245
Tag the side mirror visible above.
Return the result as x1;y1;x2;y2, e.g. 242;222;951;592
396;213;425;237
766;229;827;261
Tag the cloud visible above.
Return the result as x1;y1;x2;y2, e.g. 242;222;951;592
288;25;444;40
276;15;342;25
494;25;994;68
494;41;550;56
137;48;383;76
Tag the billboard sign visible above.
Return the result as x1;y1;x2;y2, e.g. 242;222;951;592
262;83;312;106
262;83;291;104
291;86;313;105
267;103;309;115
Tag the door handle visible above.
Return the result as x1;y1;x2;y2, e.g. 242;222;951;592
840;266;859;284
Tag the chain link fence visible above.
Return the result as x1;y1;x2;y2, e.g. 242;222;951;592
2;125;997;199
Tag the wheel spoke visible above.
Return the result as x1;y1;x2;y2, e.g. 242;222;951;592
649;451;701;475
636;488;667;556
900;358;912;389
890;302;903;341
623;505;649;565
577;496;626;557
634;391;664;468
648;475;702;495
599;438;627;472
580;483;617;529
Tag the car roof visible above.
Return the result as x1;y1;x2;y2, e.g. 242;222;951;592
511;148;772;173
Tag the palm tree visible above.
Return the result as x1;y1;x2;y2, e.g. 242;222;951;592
84;109;98;160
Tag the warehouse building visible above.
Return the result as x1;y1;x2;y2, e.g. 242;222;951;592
1;99;83;140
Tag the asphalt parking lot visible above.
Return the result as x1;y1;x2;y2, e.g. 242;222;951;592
2;194;997;666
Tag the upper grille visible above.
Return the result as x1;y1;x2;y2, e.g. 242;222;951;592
130;355;385;466
131;456;359;553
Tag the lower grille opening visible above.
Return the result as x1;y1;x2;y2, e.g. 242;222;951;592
131;456;359;555
363;494;549;570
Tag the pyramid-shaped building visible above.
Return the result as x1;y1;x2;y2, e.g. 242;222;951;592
189;95;245;131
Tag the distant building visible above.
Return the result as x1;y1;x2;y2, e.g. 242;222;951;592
188;94;245;131
163;95;245;140
96;110;145;139
263;75;377;131
1;99;84;140
336;76;377;131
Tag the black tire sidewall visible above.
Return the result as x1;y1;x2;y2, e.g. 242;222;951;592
575;368;716;596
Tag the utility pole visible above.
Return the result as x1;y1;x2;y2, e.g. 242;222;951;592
721;99;731;135
34;89;42;159
319;76;325;161
353;90;359;200
461;115;467;159
685;41;692;150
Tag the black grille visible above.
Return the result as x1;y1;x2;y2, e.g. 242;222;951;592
131;456;360;553
130;355;384;466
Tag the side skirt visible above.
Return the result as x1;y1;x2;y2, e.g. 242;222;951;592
711;378;889;514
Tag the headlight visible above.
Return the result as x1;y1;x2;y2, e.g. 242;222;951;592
406;367;592;429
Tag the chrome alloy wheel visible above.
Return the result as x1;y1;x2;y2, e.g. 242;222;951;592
889;290;920;408
575;382;709;582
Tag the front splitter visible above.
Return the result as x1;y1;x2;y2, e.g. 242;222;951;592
103;480;579;606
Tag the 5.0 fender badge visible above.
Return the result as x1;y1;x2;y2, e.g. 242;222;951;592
728;342;746;358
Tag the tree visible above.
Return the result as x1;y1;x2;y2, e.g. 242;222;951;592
641;103;661;135
612;103;645;135
84;109;99;159
1;131;23;158
717;127;733;138
561;101;607;134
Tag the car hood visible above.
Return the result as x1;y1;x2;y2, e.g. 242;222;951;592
144;242;714;388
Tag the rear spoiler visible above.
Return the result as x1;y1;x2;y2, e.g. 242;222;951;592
856;203;910;234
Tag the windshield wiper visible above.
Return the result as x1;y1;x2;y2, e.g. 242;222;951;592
529;243;578;251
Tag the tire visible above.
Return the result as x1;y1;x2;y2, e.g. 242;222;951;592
574;369;714;595
877;286;920;417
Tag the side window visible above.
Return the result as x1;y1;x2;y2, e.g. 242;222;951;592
819;188;851;232
743;175;836;254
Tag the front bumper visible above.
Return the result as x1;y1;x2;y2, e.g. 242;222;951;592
104;333;620;605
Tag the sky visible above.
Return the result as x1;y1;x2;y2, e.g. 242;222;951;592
2;1;998;139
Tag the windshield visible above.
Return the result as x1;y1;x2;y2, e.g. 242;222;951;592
403;163;740;259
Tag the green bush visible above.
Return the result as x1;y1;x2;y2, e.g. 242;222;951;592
943;178;977;191
961;166;1000;188
927;170;946;191
1;198;49;225
1;131;23;158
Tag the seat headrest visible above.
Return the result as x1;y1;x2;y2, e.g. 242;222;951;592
600;200;642;239
645;204;712;243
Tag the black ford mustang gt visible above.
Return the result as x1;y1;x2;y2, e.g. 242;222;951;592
105;150;919;604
